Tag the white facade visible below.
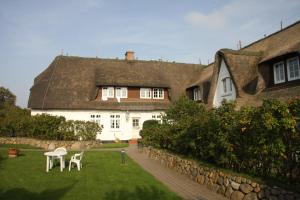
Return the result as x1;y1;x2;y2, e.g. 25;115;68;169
31;109;163;141
213;59;236;107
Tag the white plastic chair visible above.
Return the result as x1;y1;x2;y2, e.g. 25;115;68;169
69;151;84;171
51;147;67;169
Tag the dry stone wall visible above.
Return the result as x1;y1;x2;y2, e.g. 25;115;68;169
0;137;99;150
142;147;300;200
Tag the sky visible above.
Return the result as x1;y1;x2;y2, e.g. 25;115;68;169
1;0;300;108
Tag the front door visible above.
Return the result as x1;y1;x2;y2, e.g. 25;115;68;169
131;118;141;139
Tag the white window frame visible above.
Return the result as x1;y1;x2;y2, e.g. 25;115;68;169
132;118;140;129
102;87;114;98
153;88;164;99
110;115;120;130
90;114;101;126
116;87;128;98
273;61;286;84
140;88;151;99
193;87;202;101
221;77;233;95
287;57;300;81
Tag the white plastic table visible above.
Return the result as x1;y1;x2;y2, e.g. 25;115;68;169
44;151;67;172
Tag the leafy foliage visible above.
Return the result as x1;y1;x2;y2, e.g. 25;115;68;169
140;97;300;184
0;89;101;141
0;87;16;106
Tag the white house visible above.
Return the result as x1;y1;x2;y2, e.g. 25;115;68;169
28;51;203;141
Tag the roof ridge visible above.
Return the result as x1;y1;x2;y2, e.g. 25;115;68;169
55;55;204;66
241;20;300;50
219;48;263;56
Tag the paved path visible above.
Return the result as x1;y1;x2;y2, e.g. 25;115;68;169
126;145;227;200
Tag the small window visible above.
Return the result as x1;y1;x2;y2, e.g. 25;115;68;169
140;88;151;99
287;57;300;81
132;118;140;128
153;88;164;99
102;87;114;98
110;115;120;129
152;114;162;123
273;61;285;84
116;87;128;98
193;87;201;101
90;114;101;126
221;77;233;94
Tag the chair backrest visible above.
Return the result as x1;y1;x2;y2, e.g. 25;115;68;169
79;151;84;161
54;147;67;153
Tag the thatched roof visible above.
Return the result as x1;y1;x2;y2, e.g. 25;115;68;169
28;56;203;110
204;20;300;107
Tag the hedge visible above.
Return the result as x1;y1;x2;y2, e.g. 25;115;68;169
0;103;101;140
140;96;300;184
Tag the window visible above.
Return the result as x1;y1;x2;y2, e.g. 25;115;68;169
221;77;233;94
110;115;120;129
132;118;140;128
90;114;101;126
140;88;151;99
273;61;285;84
116;87;128;98
287;57;300;81
153;88;164;99
102;87;114;98
193;87;201;101
152;114;162;123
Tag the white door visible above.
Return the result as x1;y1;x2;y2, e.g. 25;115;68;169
131;117;141;139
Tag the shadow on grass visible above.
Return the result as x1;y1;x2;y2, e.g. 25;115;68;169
0;184;74;200
103;186;176;200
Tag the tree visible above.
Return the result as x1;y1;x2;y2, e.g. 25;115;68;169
0;87;16;106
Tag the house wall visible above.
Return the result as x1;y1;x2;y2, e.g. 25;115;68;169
213;59;237;107
31;109;164;141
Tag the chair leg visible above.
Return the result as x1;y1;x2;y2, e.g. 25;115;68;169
69;162;72;171
77;163;80;171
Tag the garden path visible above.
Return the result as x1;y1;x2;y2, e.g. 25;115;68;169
126;144;227;200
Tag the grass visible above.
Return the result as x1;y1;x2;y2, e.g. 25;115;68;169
93;143;129;149
0;149;180;200
158;147;300;193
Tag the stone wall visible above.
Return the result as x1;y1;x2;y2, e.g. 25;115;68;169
0;137;100;150
142;147;300;200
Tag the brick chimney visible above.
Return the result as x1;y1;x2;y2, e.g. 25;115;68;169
125;51;134;61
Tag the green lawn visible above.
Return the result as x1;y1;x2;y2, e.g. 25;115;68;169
0;149;180;200
93;143;129;149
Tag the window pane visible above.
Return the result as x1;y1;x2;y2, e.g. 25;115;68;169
110;88;114;97
116;88;121;97
116;119;120;128
288;58;300;80
158;89;163;98
102;88;107;97
153;89;158;98
274;62;285;83
222;79;227;93
121;88;127;97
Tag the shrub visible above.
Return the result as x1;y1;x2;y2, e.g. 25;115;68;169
139;97;300;184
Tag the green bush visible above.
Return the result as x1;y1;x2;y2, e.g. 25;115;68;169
0;88;101;141
140;97;300;184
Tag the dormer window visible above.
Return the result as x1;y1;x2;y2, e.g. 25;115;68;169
273;61;285;84
153;88;164;99
222;77;233;95
116;87;127;98
102;87;114;98
140;88;151;99
287;57;300;81
193;87;202;101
